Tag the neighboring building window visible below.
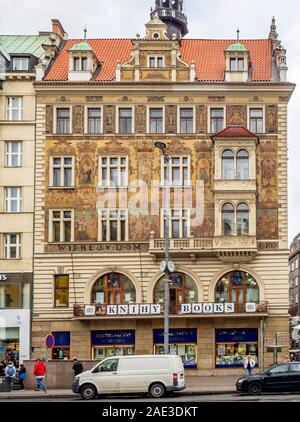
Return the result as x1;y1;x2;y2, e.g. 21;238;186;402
222;150;234;180
6;97;23;121
73;57;88;71
4;234;21;259
91;273;136;305
5;187;22;213
179;108;194;134
5;141;22;167
50;210;73;242
50;156;74;187
56;108;70;134
99;156;128;187
163;156;190;186
215;271;259;304
118;108;133;134
236;203;249;236
222;203;234;236
54;275;69;308
99;209;128;242
87;108;101;134
0;284;22;309
249;108;264;133
149;108;163;133
162;209;190;239
210;108;224;133
149;56;164;68
12;58;29;71
230;58;244;71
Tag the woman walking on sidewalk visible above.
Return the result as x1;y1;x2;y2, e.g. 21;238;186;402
244;355;256;376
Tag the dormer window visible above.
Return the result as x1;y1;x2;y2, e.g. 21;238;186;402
149;56;164;68
13;58;29;71
68;39;97;82
225;41;250;82
73;57;88;71
230;58;244;71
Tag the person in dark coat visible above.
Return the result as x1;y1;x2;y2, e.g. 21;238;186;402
18;364;26;390
72;358;83;376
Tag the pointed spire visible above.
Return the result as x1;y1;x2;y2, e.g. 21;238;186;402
237;27;240;42
269;16;278;40
84;26;87;41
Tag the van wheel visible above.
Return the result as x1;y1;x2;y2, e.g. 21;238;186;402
248;382;262;396
80;384;97;400
149;383;166;399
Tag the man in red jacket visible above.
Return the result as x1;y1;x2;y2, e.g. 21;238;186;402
33;359;47;392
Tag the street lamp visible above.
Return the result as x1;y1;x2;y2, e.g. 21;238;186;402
155;141;175;355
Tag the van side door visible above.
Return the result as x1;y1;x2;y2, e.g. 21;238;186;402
91;358;119;393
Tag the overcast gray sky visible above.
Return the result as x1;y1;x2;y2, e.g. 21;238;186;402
1;0;299;244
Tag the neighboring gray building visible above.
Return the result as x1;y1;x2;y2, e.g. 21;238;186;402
289;234;300;316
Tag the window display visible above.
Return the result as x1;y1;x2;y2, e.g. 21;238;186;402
0;328;20;363
93;346;134;360
155;344;197;368
51;331;70;360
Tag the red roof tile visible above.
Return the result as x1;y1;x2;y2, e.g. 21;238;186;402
212;126;258;138
45;38;273;82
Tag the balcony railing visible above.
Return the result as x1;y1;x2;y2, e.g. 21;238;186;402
149;238;213;257
73;301;269;318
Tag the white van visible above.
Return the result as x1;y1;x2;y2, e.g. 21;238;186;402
72;355;185;400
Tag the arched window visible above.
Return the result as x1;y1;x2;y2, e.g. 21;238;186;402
154;273;198;312
215;271;259;304
236;203;249;235
236;150;249;180
222;150;234;180
222;203;234;236
91;273;136;305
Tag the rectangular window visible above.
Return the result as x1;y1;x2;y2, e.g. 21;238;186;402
210;108;224;133
50;210;73;243
56;108;70;134
5;142;22;167
180;108;194;134
99;209;128;242
6;97;23;121
149;56;164;68
4;234;21;259
0;284;21;309
149;108;163;134
99;156;128;187
249;108;264;133
54;275;69;308
162;209;190;239
87;108;101;134
238;58;244;70
73;57;88;71
163;156;190;187
118;108;133;134
50;156;74;187
12;58;29;71
5;187;22;213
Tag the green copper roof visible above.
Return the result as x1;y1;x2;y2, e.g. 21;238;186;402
0;35;49;58
226;41;248;52
69;40;93;52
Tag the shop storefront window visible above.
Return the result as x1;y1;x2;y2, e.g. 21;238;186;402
154;273;198;314
91;273;136;305
0;328;20;363
215;329;258;368
153;328;197;369
91;330;135;360
51;332;70;360
215;271;259;305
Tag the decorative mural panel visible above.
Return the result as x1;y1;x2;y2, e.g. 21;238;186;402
257;209;278;240
166;105;177;134
266;105;278;133
196;105;207;133
257;138;278;209
135;105;146;133
73;105;84;134
226;105;247;126
75;210;98;241
46;105;53;134
104;105;116;134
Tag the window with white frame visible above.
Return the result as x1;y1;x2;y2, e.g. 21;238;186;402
5;187;22;213
99;209;128;242
99;156;128;187
149;56;164;68
56;108;71;134
210;108;224;133
87;108;102;134
249;108;264;133
6;97;23;121
162;156;190;187
118;108;133;134
13;58;29;71
221;202;249;236
179;108;194;134
230;58;244;71
5;141;22;167
49;210;73;243
73;57;88;71
4;234;21;259
149;108;164;134
50;156;74;188
221;149;249;180
162;209;190;239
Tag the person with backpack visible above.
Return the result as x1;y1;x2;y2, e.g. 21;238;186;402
18;364;26;390
4;361;16;392
244;355;256;376
33;358;47;392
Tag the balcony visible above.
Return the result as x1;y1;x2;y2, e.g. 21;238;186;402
149;237;213;259
214;236;258;263
73;301;269;319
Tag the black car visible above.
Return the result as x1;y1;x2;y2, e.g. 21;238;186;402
236;362;300;395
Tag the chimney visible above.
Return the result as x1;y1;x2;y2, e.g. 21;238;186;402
51;19;67;40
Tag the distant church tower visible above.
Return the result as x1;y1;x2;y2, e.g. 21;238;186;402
150;0;188;39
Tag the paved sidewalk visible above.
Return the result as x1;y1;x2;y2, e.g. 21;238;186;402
0;376;237;399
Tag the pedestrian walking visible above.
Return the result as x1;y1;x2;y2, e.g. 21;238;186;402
4;361;16;392
18;364;26;390
244;355;256;376
0;360;6;377
33;358;47;392
72;358;83;376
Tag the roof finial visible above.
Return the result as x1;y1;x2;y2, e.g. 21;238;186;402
84;26;87;41
269;16;278;40
237;27;240;42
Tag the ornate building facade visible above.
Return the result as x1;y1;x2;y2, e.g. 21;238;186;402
31;4;294;374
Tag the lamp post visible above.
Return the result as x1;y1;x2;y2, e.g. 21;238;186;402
155;141;171;355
